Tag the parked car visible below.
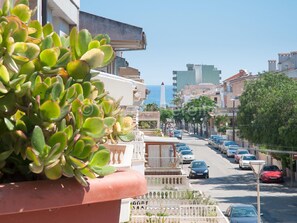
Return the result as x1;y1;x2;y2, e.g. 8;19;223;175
234;149;250;163
260;165;284;183
239;154;257;169
179;150;195;164
174;130;182;139
188;160;209;179
221;141;238;154
214;137;225;150
176;143;186;148
226;145;241;158
208;135;219;145
224;204;262;223
177;145;192;153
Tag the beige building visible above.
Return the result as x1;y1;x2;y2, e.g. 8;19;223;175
181;83;221;107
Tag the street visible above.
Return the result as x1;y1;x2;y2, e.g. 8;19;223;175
180;133;297;223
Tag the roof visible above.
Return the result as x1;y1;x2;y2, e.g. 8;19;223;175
79;11;146;51
224;70;248;82
144;136;180;144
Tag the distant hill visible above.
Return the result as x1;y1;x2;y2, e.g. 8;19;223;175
144;85;173;107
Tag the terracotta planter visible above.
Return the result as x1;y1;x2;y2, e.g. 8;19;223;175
0;169;147;223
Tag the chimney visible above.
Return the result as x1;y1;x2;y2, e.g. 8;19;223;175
268;60;276;72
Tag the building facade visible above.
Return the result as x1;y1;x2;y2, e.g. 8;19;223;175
173;64;221;96
268;51;297;78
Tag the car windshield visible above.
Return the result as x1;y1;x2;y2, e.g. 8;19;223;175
192;161;206;168
243;156;256;160
238;150;249;155
225;141;237;146
229;147;238;151
263;165;280;171
180;150;193;155
231;206;257;217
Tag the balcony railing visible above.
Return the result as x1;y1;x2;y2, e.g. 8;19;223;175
145;175;189;189
131;204;228;223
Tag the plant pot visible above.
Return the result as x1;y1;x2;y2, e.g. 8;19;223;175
0;169;147;223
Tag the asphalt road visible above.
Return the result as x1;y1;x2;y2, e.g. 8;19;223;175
180;133;297;223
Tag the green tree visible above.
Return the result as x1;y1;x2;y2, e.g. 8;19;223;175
237;72;297;166
183;96;216;136
144;103;159;111
160;109;173;134
214;115;229;134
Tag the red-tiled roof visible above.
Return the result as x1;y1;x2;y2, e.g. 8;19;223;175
224;70;247;82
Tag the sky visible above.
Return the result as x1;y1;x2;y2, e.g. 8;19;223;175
80;0;297;85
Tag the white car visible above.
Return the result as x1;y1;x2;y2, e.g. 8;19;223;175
239;154;257;169
179;150;195;164
226;145;241;158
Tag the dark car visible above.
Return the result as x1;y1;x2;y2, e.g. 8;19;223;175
188;160;209;179
260;165;284;183
174;130;182;139
224;204;262;223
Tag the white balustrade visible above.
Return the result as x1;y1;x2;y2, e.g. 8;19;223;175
131;205;228;223
145;175;189;189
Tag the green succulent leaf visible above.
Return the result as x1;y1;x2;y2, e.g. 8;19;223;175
2;0;10;16
88;40;100;50
63;125;73;140
66;60;90;80
0;150;13;161
80;166;96;179
51;82;63;101
29;20;43;38
4;117;14;130
31;126;45;154
69;155;87;169
74;169;88;187
11;4;31;23
80;48;104;69
71;139;85;158
89;149;110;168
92;80;105;95
91;165;116;176
77;29;92;56
29;162;43;173
0;64;10;84
43;23;54;37
48;132;67;154
104;117;116;128
26;147;41;166
52;32;62;47
98;45;115;67
44;161;62;180
40;47;60;67
82;117;105;138
40;100;61;120
62;162;74;177
118;132;135;142
40;36;53;51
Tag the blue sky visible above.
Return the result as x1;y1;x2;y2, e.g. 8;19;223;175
81;0;297;85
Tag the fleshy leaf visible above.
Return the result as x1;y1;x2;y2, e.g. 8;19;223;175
66;60;90;80
80;48;104;69
89;149;110;169
82;117;105;138
40;100;61;120
31;126;45;154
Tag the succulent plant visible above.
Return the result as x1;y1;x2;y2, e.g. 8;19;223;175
0;0;135;186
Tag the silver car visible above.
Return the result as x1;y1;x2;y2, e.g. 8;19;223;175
239;154;257;169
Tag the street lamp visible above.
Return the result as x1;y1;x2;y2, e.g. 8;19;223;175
250;160;265;223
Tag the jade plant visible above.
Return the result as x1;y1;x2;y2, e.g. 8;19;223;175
0;0;134;186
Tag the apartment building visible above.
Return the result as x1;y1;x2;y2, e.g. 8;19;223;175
268;51;297;78
173;64;221;96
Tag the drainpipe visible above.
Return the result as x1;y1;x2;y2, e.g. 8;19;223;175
42;0;47;26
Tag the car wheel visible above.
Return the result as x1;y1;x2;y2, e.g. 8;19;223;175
204;174;208;179
188;175;192;179
239;165;242;169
